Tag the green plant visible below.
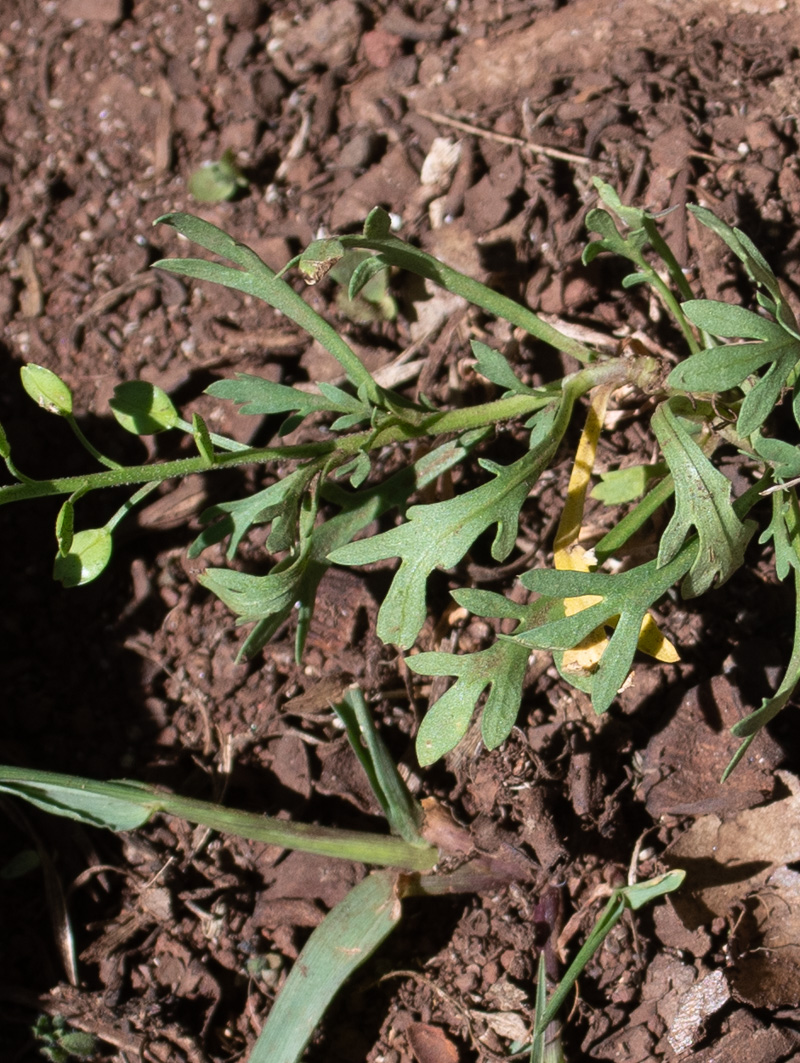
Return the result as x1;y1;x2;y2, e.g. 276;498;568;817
14;178;791;1055
31;1014;96;1062
1;181;797;771
0;690;682;1062
188;147;249;202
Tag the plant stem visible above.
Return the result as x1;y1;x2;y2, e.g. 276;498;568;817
341;235;596;364
0;356;659;508
158;793;438;870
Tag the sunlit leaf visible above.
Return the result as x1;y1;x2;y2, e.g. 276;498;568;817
652;399;756;596
514;546;695;714
53;527;113;587
21;364;73;417
110;381;181;435
331;408;562;648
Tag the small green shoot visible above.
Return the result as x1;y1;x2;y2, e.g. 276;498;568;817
188;147;248;202
529;871;686;1061
32;1014;96;1063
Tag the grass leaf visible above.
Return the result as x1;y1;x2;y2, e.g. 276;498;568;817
249;871;403;1063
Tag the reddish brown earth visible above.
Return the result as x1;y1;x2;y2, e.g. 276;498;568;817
2;0;800;1060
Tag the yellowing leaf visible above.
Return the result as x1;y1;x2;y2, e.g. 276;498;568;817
637;613;680;662
553;387;679;677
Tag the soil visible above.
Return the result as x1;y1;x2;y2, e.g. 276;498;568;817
2;0;800;1060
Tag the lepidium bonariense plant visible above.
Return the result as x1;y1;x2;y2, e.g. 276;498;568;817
1;179;798;776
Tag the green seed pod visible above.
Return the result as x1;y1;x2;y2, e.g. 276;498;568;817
20;364;73;416
110;381;180;435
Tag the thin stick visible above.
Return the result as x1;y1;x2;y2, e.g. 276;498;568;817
415;107;592;165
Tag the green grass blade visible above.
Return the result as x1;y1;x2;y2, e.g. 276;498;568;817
333;686;426;844
534;872;684;1035
249;870;403;1063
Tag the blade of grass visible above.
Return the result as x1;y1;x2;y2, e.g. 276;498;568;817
334;686;425;845
249;869;404;1063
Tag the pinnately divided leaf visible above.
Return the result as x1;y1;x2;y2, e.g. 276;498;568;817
207;374;361;418
408;591;549;765
651;399;756;596
514;546;696;714
189;464;317;559
668;299;800;437
330;410;562;649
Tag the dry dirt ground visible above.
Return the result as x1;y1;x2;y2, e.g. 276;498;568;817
3;0;800;1060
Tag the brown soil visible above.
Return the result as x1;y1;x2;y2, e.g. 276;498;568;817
2;0;800;1060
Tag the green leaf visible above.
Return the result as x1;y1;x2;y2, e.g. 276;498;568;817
250;871;403;1063
681;299;787;340
670;298;800;436
55;500;74;556
515;546;695;714
154;214;380;399
53;527;113;587
190;465;316;559
688;204;800;338
0;419;10;460
332;250;397;324
651;400;756;596
21;364;73;416
206;374;347;418
533;870;685;1038
363;206;392;238
667;339;783;393
753;435;800;481
196;432;486;662
334;450;371;488
199;558;305;622
0;769;154;831
410;640;530;765
583;208;649;264
738;347;800;437
347;253;391;301
759;490;800;581
471;339;534;395
57;1032;97;1058
408;591;549;764
530;952;550;1063
297;238;345;284
330;418;562;648
591;463;668;505
109;380;181;435
333;686;425;843
187;148;248;202
192;412;215;465
0;766;436;868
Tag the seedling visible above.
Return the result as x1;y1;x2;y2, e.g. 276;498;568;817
31;1014;96;1062
188;147;249;202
